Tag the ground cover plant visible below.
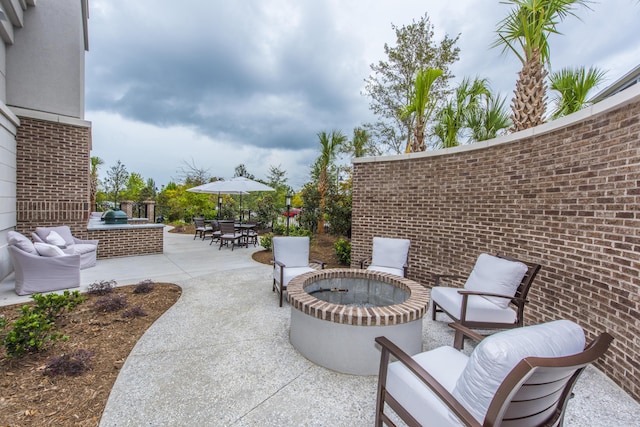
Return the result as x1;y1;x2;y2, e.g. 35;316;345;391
0;282;181;426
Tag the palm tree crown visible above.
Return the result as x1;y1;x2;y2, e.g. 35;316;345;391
494;0;591;132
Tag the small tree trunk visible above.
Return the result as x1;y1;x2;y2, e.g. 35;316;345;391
510;50;548;132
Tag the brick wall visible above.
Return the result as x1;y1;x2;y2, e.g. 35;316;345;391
15;116;91;238
87;227;164;259
352;91;640;401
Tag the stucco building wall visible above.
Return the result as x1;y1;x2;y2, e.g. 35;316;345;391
352;86;640;401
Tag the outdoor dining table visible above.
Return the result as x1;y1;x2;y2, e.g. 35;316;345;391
234;223;257;247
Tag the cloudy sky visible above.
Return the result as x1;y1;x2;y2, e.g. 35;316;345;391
86;0;640;190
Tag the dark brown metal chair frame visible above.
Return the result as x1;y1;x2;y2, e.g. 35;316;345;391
431;253;542;349
375;325;614;427
273;258;325;307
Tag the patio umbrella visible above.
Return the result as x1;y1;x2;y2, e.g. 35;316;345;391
187;177;274;221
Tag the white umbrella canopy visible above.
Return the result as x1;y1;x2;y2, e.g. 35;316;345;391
187;177;274;220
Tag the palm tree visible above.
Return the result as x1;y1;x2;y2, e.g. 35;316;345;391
316;130;346;234
466;93;512;141
90;156;104;210
434;77;489;148
494;0;591;132
402;68;443;152
549;66;606;118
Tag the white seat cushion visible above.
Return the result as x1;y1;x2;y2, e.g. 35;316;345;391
64;243;97;256
452;320;586;423
431;287;517;324
371;237;410;270
464;254;528;309
387;346;468;426
367;265;404;277
273;266;314;287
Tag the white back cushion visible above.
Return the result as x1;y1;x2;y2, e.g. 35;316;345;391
35;226;75;246
273;237;310;268
452;320;586;423
46;230;68;247
464;254;528;308
34;242;66;257
8;231;38;255
371;237;410;269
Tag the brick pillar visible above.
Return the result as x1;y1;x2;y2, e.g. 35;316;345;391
120;200;133;218
144;200;155;223
15;116;91;238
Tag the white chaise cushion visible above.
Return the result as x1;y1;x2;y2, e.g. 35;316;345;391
46;230;67;248
464;254;528;308
8;231;38;255
371;237;410;270
452;320;586;423
273;237;310;268
34;242;66;257
386;346;468;426
431;287;517;324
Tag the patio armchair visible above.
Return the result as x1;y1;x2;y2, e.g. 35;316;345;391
375;320;613;427
431;253;541;349
193;217;212;240
359;237;410;277
32;225;98;269
7;231;81;295
272;236;325;307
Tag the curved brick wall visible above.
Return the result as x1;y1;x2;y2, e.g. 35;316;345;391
352;86;640;401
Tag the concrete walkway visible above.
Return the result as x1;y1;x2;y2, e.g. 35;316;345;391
1;228;639;426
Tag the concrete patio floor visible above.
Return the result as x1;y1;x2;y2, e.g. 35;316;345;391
1;228;639;426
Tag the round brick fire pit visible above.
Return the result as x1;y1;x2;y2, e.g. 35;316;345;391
287;268;430;375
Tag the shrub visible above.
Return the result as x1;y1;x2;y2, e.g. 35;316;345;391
3;306;64;357
31;291;86;322
93;294;128;313
88;280;117;295
334;238;351;265
45;349;94;377
260;233;274;251
121;306;147;319
133;279;155;294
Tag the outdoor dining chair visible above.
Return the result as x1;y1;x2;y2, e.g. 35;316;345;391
193;217;212;240
375;320;613;427
431;253;542;349
218;221;241;250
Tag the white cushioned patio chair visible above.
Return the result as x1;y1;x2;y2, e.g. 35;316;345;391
272;236;325;307
431;253;541;349
8;231;81;296
359;237;410;277
32;225;98;269
375;320;613;427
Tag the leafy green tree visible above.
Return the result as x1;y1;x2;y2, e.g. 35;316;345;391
139;178;157;202
90;156;104;211
402;68;443;152
550;66;606;118
299;181;321;233
104;160;129;208
316;130;346;234
434;77;489;148
122;172;146;202
364;13;460;154
493;0;591;131
234;164;255;179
